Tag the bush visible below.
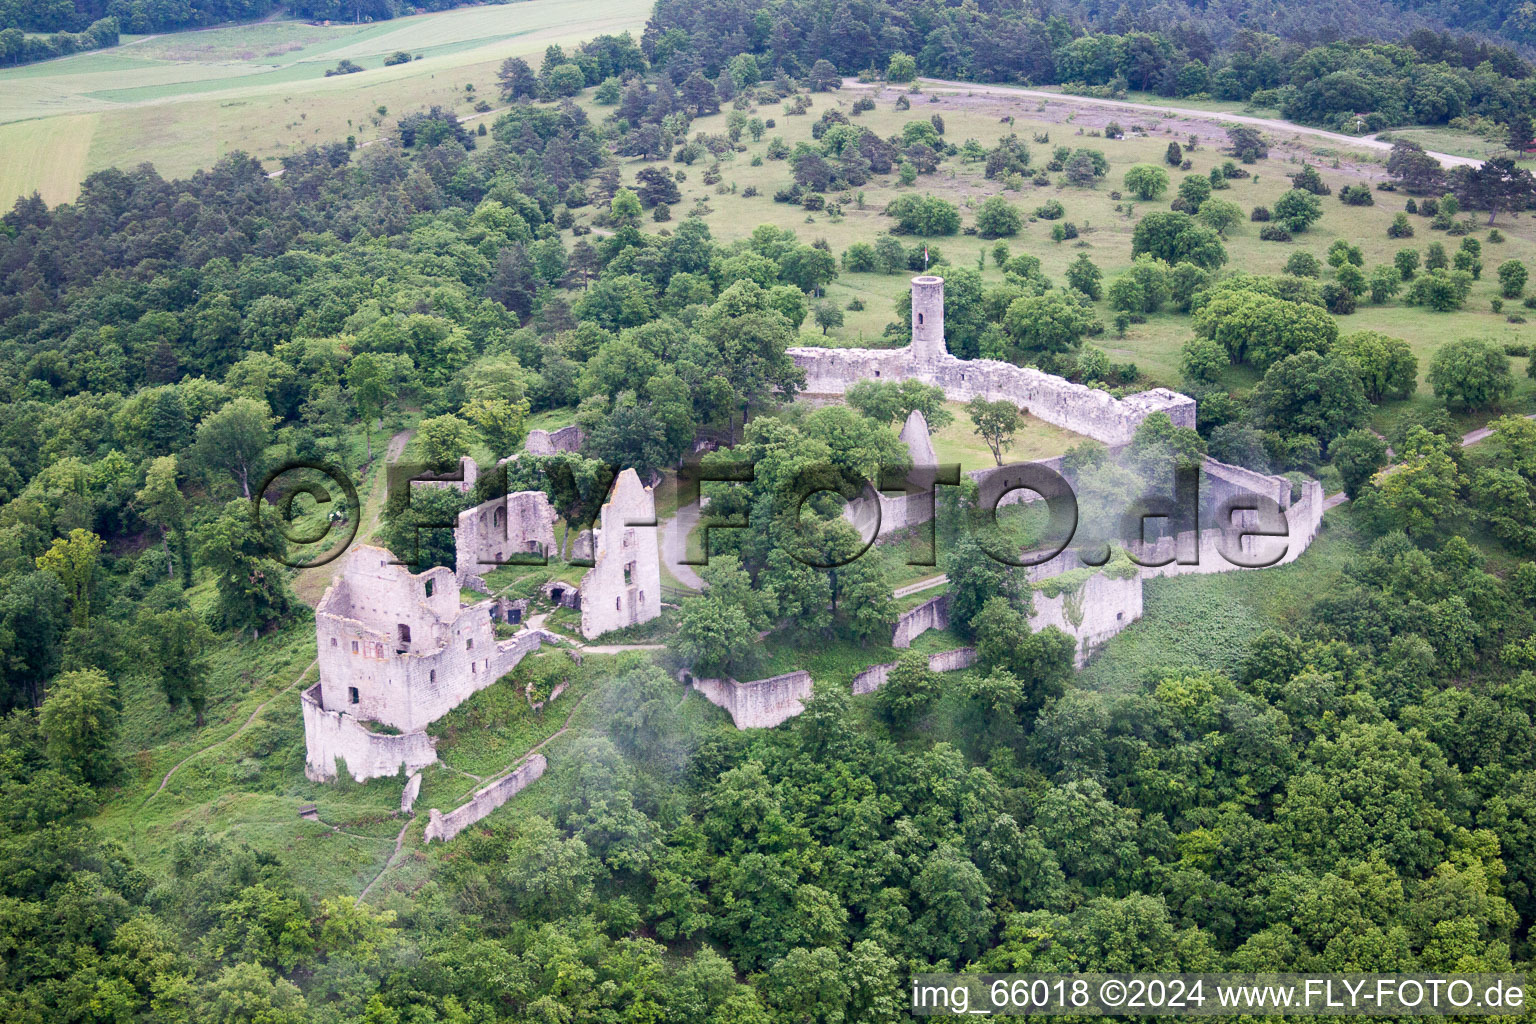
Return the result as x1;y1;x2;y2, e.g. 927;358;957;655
1498;260;1528;299
1290;164;1331;195
1260;225;1293;242
885;193;961;234
1273;189;1323;232
842;242;878;272
1406;269;1474;312
1388;212;1414;238
1323;282;1356;314
1035;200;1065;220
1050;222;1079;242
1123;164;1170;200
1251;206;1271;222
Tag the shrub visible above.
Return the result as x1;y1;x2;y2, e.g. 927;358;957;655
1406;269;1474;312
1273;189;1323;232
1035;200;1065;220
1290;164;1331;195
1250;206;1271;222
884;193;961;234
1051;222;1079;242
1339;184;1374;205
1427;337;1514;408
842;242;878;272
1323;282;1356;314
1260;225;1293;242
1388;212;1414;238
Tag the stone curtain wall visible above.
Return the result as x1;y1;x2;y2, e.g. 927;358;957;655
1030;572;1145;667
788;342;1196;446
300;683;439;782
790;275;1195;445
424;754;547;842
886;573;1143;668
688;670;814;728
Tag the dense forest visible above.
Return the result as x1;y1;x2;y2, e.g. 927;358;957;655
4;2;1536;1018
644;0;1536;131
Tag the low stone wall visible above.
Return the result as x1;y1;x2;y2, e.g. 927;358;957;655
927;646;977;673
301;683;439;782
689;670;812;728
850;646;978;695
893;593;952;648
424;754;547;842
487;628;561;681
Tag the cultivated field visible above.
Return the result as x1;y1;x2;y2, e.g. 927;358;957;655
0;0;651;205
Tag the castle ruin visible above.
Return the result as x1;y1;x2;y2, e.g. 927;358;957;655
788;276;1196;446
304;466;663;783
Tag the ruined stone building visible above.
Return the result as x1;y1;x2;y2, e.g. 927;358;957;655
303;545;558;782
305;465;664;782
579;468;662;639
453;489;559;584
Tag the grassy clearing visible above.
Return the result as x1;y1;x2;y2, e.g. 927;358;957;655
1076;509;1362;694
607;80;1536;413
427;648;590;779
928;399;1083;471
1380;127;1536;168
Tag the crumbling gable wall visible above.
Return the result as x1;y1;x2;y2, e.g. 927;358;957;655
579;468;662;639
525;425;584;456
454;490;558;584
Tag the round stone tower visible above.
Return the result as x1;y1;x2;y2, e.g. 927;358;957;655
910;275;945;363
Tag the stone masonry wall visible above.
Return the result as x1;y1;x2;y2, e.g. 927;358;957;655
892;593;952;648
790;276;1195;446
1030;571;1145;667
301;683;438;782
689;670;813;728
850;647;978;695
424;754;547;842
525;425;584;456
